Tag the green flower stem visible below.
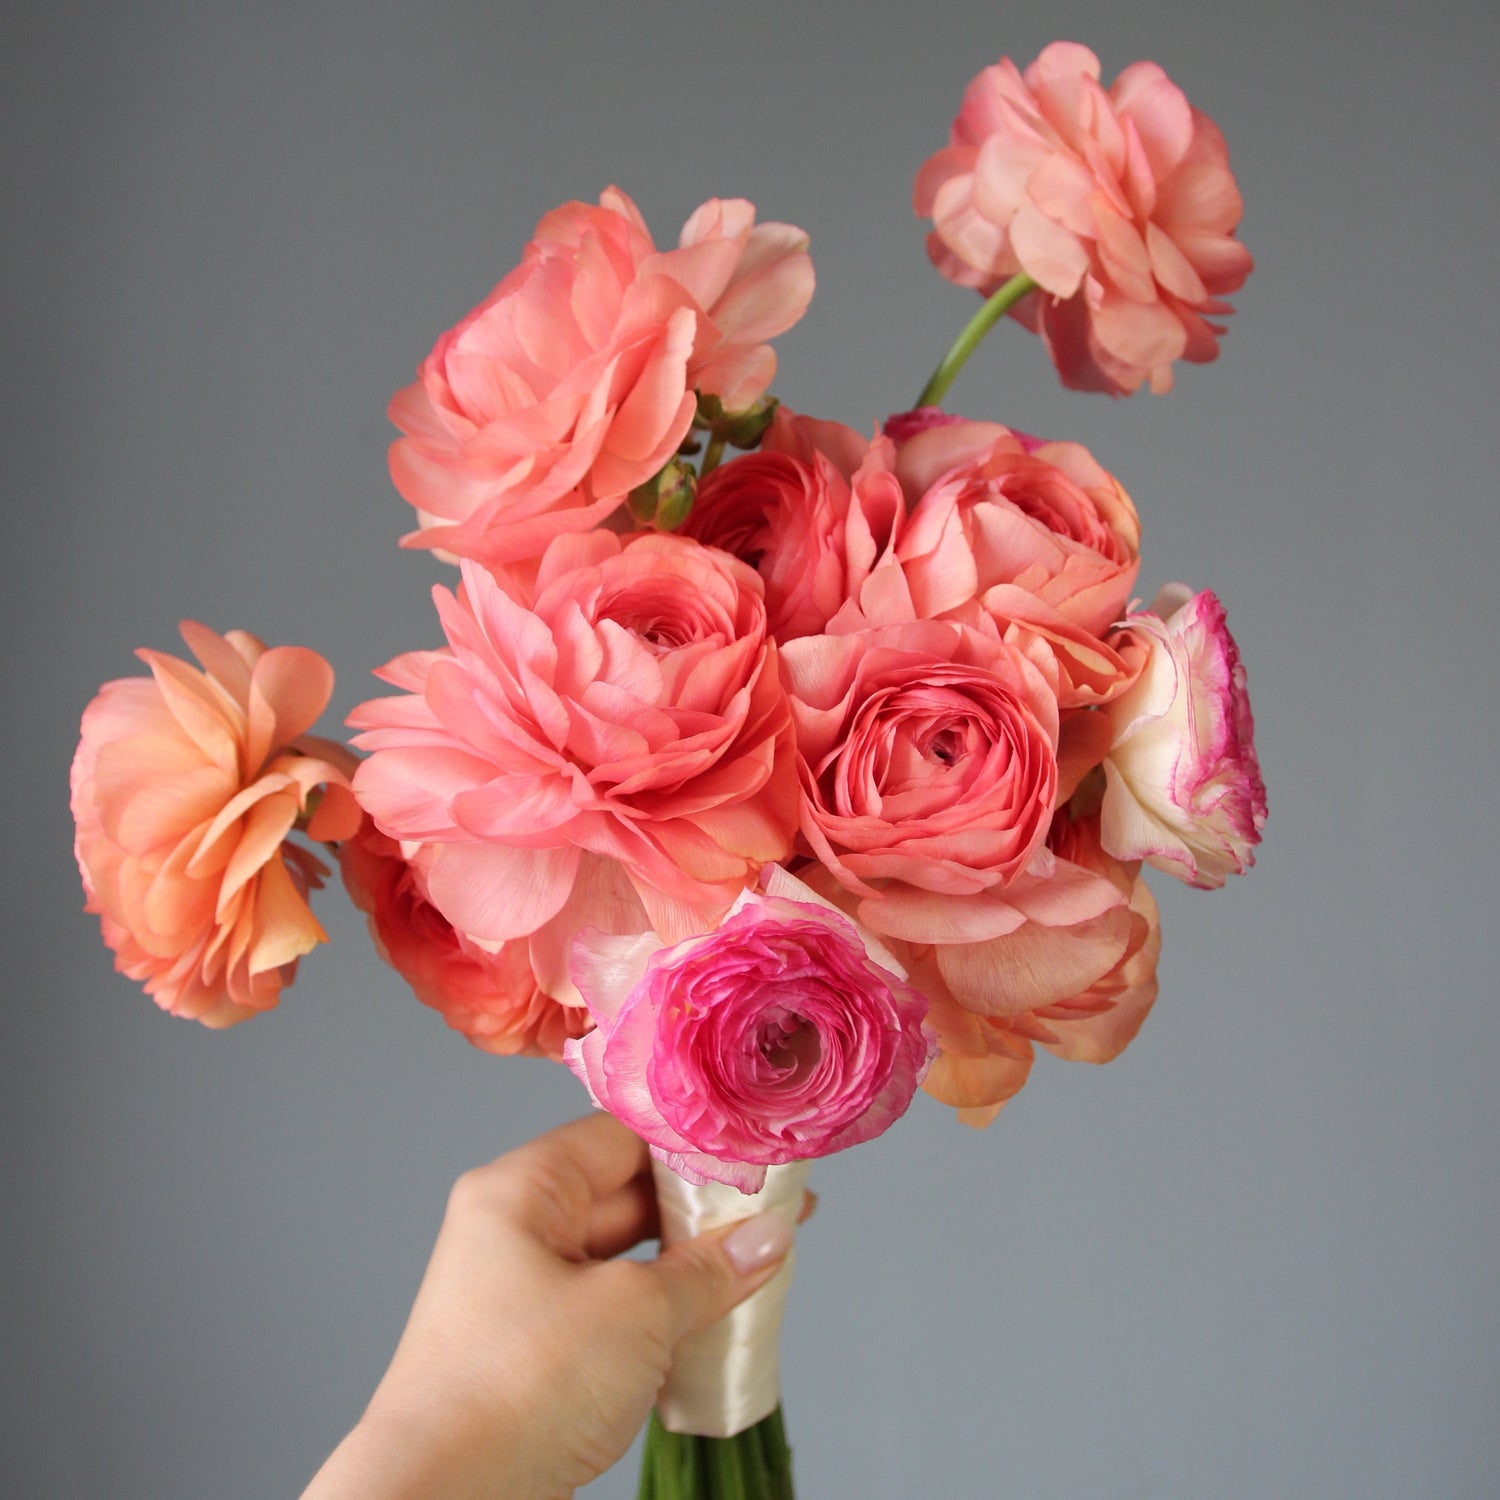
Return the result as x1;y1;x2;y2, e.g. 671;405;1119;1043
699;432;727;478
915;271;1038;409
637;1407;795;1499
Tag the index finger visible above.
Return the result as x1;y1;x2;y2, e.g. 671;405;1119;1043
506;1109;651;1202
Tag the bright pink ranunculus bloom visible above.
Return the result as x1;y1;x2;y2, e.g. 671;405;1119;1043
70;623;361;1026
780;617;1059;903
682;410;902;643
563;871;936;1192
338;821;591;1059
1100;584;1266;887
388;188;814;566
896;419;1142;642
915;42;1253;394
349;533;800;948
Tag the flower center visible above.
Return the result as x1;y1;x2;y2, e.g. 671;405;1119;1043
757;1011;820;1079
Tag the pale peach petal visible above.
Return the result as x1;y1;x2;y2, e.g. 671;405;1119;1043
936;899;1134;1015
423;840;580;944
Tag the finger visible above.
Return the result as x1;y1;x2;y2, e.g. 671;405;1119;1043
480;1110;650;1204
797;1189;818;1226
584;1174;660;1260
634;1212;795;1345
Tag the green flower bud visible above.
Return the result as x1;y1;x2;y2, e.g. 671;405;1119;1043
628;458;698;530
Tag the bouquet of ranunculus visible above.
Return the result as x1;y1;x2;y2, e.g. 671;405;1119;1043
69;41;1264;1498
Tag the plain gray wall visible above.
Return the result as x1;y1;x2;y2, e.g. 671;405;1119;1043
5;1;1498;1495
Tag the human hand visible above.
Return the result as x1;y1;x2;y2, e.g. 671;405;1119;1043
301;1112;808;1500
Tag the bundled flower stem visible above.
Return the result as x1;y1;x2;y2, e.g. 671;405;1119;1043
639;1407;795;1500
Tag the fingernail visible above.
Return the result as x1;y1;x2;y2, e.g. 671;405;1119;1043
723;1212;793;1274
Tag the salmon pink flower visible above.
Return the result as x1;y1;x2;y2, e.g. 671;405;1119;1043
338;822;591;1059
916;42;1253;394
896;420;1142;640
1100;585;1266;887
388;188;813;565
69;623;361;1027
349;533;800;948
563;870;935;1191
682;411;903;642
885;406;1047;452
779;617;1059;904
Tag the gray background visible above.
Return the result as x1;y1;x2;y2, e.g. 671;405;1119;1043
5;1;1497;1495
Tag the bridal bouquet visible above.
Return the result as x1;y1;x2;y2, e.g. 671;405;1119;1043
70;42;1264;1498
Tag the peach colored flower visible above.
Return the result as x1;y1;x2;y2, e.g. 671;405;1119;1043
70;623;360;1027
682;411;902;642
915;42;1253;394
869;804;1153;1127
896;420;1141;639
1099;584;1266;887
388;188;813;566
564;870;935;1191
905;948;1034;1128
338;821;591;1059
1036;804;1161;1064
779;617;1059;904
349;533;799;949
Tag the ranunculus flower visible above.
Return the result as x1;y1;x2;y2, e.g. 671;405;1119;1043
884;406;1046;454
70;623;360;1027
915;42;1253;394
349;533;799;947
896;420;1141;640
388;188;813;566
563;870;936;1191
1034;808;1161;1065
904;949;1034;1128
682;411;902;642
338;821;591;1059
1100;584;1266;887
779;617;1059;902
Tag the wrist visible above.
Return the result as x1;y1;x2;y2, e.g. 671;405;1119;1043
303;1381;542;1500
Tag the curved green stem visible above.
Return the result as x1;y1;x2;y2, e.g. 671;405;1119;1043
915;272;1038;409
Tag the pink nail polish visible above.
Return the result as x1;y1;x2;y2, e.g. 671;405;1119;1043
723;1212;793;1274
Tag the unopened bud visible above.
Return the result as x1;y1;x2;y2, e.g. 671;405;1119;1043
719;397;778;450
628;458;698;530
692;392;779;451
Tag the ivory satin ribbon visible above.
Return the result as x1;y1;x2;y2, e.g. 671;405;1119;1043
651;1157;811;1437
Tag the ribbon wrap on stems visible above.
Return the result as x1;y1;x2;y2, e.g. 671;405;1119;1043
651;1156;810;1437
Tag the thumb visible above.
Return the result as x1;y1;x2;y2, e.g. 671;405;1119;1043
640;1211;796;1345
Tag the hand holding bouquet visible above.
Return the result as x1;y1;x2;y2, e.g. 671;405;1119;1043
71;41;1264;1498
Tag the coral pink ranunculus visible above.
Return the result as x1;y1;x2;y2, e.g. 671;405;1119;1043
563;871;936;1192
338;821;590;1059
70;623;361;1027
682;412;902;642
884;406;1047;454
1100;584;1266;887
896;420;1142;640
388;188;813;566
349;533;799;948
779;618;1059;903
915;42;1253;394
